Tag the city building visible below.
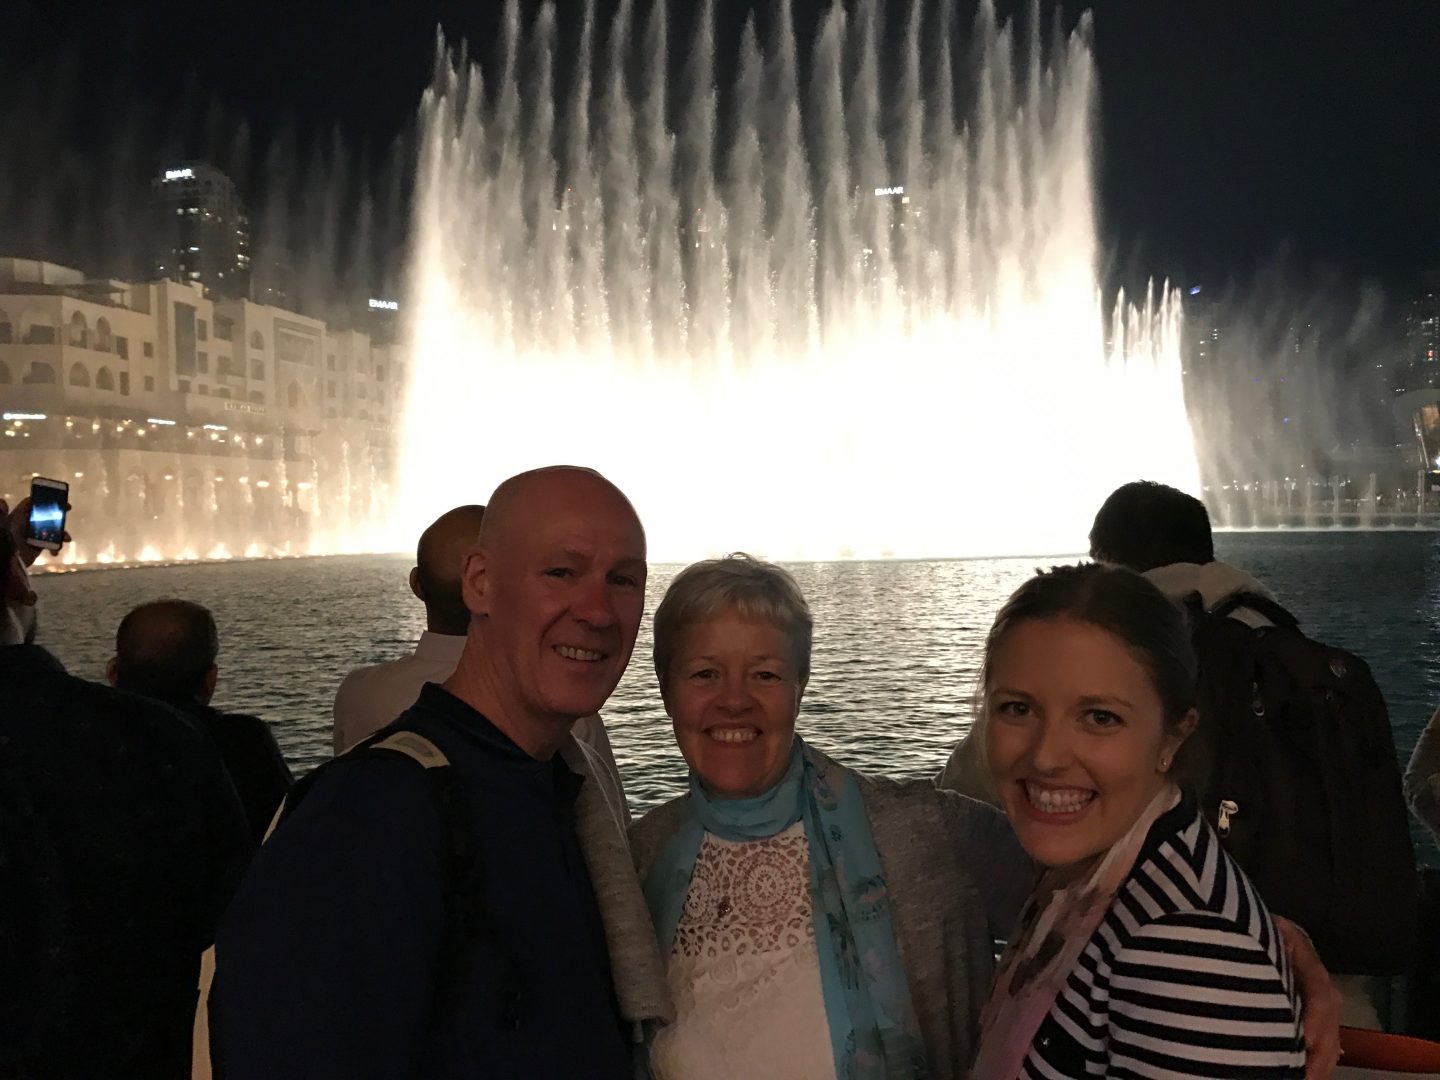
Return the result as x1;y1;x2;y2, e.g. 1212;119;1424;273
0;255;403;561
1406;271;1440;368
149;163;252;300
1395;272;1440;491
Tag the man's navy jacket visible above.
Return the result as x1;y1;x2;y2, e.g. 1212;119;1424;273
210;683;632;1079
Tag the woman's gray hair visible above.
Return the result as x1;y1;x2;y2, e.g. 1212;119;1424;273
653;553;814;689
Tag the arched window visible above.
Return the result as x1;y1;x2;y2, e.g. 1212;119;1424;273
248;390;265;404
95;366;115;391
68;362;91;387
250;359;265;380
67;311;89;348
23;362;56;384
286;381;302;408
0;360;11;383
250;330;265;350
357;408;370;420
94;317;113;352
21;315;56;345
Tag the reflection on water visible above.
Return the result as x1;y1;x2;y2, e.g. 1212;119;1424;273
31;531;1440;860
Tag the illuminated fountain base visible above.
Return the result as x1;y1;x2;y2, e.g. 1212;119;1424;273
2;423;392;569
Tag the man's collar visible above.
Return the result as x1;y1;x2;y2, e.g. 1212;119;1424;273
411;683;587;807
414;631;468;662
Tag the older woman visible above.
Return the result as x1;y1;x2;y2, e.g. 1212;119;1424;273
630;554;1033;1080
971;563;1305;1078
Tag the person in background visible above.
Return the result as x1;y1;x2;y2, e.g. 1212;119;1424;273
333;503;623;795
210;467;670;1080
631;555;1034;1079
0;500;251;1080
332;504;487;754
108;598;292;844
971;563;1308;1079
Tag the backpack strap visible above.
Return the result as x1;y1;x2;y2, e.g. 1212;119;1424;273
371;729;450;769
266;727;523;1029
1209;590;1299;630
257;730;450;844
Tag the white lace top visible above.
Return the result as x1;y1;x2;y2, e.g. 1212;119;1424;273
649;822;837;1080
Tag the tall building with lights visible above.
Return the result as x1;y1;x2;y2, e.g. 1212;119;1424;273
1396;271;1440;487
1403;271;1440;378
149;163;252;300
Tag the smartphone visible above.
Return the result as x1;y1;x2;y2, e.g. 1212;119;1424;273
26;476;69;552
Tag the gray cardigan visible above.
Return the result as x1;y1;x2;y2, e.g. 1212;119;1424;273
560;737;675;1033
629;763;1033;1079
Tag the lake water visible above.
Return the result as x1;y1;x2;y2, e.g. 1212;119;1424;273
30;530;1440;863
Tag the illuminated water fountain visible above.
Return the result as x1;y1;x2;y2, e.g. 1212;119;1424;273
396;0;1200;560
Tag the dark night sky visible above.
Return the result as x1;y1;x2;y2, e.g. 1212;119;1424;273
3;0;1437;292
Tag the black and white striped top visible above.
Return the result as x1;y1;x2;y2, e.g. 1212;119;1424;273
1019;794;1305;1079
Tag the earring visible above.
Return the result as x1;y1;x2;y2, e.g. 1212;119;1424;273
1158;756;1171;772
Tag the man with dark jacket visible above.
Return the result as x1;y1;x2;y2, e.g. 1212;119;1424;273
0;501;252;1079
108;598;292;842
210;467;671;1080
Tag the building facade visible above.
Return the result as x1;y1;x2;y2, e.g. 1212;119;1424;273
0;256;402;563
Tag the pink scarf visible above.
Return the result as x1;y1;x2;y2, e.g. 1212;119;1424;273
970;784;1181;1080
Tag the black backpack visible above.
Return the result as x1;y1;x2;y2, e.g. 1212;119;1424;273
1187;591;1421;975
202;726;524;1076
274;728;521;1024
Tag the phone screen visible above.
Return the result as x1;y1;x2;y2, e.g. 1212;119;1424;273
27;477;69;551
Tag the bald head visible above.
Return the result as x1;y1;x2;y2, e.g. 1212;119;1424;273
111;599;218;705
412;504;487;635
477;467;644;558
446;466;647;757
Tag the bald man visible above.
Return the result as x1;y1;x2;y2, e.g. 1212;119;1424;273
109;598;291;844
211;468;670;1080
332;504;487;753
333;505;623;788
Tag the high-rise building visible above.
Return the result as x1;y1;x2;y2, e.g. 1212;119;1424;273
149;163;252;300
1402;271;1440;383
1396;272;1440;485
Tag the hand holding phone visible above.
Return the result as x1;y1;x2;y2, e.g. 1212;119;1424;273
25;477;70;553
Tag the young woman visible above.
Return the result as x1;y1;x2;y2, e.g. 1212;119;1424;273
971;563;1305;1079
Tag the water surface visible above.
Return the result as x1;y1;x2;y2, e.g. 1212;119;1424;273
33;530;1440;861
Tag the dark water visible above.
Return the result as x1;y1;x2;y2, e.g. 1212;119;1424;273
30;531;1440;862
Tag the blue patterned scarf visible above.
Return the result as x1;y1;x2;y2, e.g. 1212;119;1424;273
643;737;928;1080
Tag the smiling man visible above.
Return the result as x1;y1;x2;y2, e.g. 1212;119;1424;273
209;467;672;1080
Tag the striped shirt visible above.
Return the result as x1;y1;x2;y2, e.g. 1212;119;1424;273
1020;795;1305;1079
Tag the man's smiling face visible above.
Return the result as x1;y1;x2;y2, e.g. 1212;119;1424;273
473;470;648;736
